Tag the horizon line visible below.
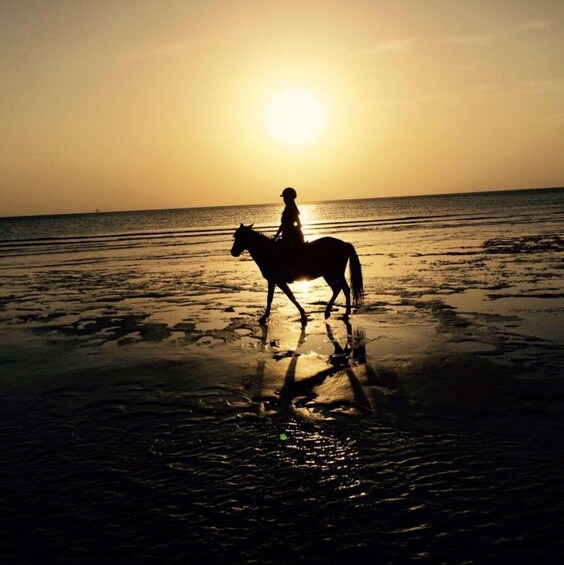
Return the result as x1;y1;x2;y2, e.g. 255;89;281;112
1;185;562;221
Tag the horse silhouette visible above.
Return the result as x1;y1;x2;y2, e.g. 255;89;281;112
231;224;364;325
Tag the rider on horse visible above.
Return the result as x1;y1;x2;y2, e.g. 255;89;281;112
273;187;304;248
273;187;305;279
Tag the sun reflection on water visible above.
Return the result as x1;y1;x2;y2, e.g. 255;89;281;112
292;279;315;292
299;204;322;239
277;423;366;496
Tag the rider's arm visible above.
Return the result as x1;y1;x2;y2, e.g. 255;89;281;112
275;207;288;239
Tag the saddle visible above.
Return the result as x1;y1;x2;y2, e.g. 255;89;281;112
273;240;309;282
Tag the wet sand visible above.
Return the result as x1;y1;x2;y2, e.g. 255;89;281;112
1;222;563;562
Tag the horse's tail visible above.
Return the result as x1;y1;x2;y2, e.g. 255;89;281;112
348;244;365;308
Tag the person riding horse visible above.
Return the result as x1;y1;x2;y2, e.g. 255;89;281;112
231;186;364;323
273;187;305;278
273;187;304;248
231;223;364;324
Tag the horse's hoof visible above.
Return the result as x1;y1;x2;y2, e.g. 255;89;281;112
259;315;269;325
300;315;308;327
324;310;331;319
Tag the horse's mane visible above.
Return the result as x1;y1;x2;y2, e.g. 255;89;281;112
246;227;272;243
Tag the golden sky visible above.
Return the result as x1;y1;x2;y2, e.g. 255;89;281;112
1;0;563;216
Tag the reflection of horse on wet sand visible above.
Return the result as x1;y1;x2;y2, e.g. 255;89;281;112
278;321;373;417
231;224;364;325
253;320;406;423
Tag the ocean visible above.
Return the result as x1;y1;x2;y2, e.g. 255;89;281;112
1;187;563;563
1;188;562;268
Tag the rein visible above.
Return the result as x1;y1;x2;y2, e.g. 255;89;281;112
242;229;272;250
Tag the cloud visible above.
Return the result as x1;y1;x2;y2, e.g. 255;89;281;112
359;38;417;55
514;20;549;32
523;79;564;94
373;84;504;107
438;20;549;48
372;91;457;107
548;112;564;123
438;35;491;46
466;84;502;93
124;43;193;61
123;34;218;62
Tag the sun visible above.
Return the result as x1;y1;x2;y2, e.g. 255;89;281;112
266;88;325;146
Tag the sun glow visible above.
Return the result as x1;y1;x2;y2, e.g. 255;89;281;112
266;89;325;146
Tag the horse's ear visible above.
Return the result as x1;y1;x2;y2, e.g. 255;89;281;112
239;223;243;228
250;223;254;228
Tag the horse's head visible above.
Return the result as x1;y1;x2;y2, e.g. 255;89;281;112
231;223;254;257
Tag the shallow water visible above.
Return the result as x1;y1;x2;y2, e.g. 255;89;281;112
1;189;563;562
2;388;564;563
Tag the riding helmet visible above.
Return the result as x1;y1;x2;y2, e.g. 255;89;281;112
280;187;297;199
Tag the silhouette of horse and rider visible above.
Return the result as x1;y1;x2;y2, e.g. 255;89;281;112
231;187;364;325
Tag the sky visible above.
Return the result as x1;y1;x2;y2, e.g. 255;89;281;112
1;0;563;216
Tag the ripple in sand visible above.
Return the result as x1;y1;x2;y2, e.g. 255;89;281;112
455;341;498;353
196;335;224;346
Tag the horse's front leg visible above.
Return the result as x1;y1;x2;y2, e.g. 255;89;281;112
277;281;307;326
259;279;275;325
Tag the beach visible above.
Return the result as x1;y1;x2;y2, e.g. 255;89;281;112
1;188;563;563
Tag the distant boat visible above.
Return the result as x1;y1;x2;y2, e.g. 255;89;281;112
95;208;101;213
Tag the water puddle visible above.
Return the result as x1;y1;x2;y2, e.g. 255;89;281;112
195;320;228;332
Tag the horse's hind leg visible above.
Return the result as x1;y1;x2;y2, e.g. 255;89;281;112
324;277;342;319
340;276;351;318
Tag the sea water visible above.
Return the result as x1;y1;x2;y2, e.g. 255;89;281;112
1;188;562;267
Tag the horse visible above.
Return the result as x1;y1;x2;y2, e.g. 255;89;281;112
230;224;364;325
